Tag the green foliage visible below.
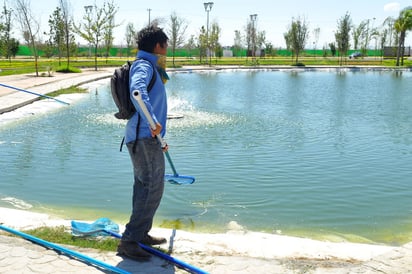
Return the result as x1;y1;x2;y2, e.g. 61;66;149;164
20;226;168;254
335;12;352;65
0;54;411;78
46;86;88;97
284;16;310;64
55;65;81;73
294;62;306;67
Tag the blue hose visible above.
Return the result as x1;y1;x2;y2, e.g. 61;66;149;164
105;230;209;274
0;224;130;274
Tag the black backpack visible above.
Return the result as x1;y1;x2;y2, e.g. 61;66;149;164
110;58;157;120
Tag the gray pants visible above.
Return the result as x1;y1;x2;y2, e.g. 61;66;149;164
122;138;165;243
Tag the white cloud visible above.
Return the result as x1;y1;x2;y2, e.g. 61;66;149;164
384;2;401;12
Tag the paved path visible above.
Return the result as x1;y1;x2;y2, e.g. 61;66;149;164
0;68;113;114
0;234;184;274
1;232;412;274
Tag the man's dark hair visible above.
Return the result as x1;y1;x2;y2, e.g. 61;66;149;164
136;25;169;53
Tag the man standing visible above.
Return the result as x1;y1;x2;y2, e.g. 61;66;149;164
117;25;169;261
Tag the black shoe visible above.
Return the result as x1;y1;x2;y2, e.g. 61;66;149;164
117;240;151;261
140;234;167;246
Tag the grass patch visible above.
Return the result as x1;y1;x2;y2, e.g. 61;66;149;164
17;226;169;254
22;226;120;251
46;86;88;98
1;56;411;77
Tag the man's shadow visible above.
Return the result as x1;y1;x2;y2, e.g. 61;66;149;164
116;255;176;273
116;229;178;274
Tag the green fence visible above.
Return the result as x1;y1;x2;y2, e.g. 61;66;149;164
16;45;383;58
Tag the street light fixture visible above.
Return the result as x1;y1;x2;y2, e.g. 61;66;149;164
204;2;214;65
84;5;93;14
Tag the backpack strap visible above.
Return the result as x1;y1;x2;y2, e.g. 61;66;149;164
119;58;158;153
147;63;157;92
137;57;157;92
132;114;140;153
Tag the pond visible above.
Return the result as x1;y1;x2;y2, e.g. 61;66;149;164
1;68;412;244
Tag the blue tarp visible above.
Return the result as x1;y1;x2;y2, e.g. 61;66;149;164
71;218;119;237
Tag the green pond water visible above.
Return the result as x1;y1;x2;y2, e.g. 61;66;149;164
1;68;412;245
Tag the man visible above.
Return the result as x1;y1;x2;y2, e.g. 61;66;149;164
117;25;169;261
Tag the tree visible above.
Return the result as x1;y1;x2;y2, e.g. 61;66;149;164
1;2;15;61
197;26;207;63
328;42;337;57
394;6;412;66
14;0;40;76
125;22;136;58
265;42;274;56
312;27;320;57
256;30;266;57
209;21;221;62
46;3;76;68
381;16;397;58
58;0;75;69
103;15;115;63
352;21;365;51
370;27;380;59
167;11;188;67
382;17;396;47
185;35;196;58
0;8;6;53
245;20;253;57
284;16;309;64
233;30;243;57
8;38;19;58
355;19;375;56
335;12;352;65
74;0;118;71
47;7;65;64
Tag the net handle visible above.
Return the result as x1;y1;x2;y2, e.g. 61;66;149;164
132;90;168;148
133;90;181;179
132;90;195;185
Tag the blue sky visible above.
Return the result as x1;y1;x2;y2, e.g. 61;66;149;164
31;0;412;48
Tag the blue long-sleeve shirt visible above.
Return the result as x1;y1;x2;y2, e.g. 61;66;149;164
125;50;167;143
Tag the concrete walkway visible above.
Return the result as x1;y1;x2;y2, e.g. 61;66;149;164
1;229;412;274
0;234;183;274
0;68;113;114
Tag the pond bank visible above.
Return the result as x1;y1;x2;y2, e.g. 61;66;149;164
2;207;411;273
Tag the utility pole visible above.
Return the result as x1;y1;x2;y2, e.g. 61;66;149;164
147;8;152;26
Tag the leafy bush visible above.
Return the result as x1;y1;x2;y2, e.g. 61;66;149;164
294;62;306;67
55;66;82;73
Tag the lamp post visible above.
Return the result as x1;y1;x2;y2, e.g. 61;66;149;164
372;17;376;59
250;14;257;59
203;2;214;65
84;5;93;58
147;8;152;26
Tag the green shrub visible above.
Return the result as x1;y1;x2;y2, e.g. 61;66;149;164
55;66;82;73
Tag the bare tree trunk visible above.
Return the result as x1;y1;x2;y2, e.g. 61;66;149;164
14;0;40;76
395;32;405;66
59;0;71;69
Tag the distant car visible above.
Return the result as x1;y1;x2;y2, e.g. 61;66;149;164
349;52;362;59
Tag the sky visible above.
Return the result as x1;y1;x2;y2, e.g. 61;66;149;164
25;0;412;48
